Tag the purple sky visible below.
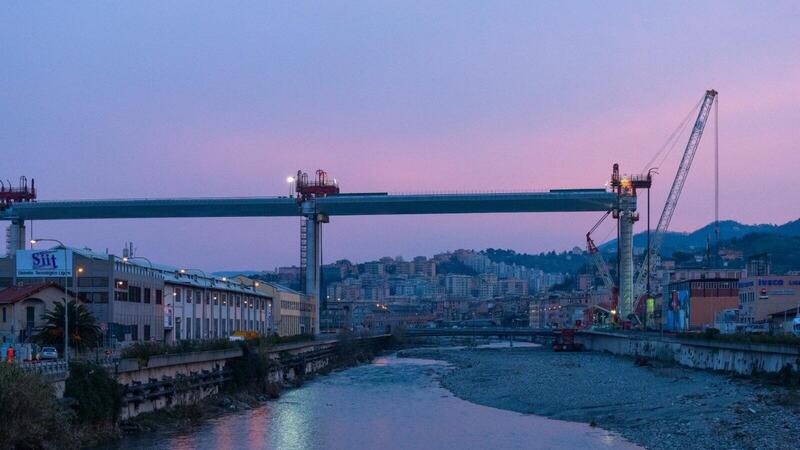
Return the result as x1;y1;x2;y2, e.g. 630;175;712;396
2;2;799;271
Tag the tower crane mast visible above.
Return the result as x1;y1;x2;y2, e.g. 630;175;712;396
634;89;717;298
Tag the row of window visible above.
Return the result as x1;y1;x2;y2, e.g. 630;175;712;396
281;300;313;312
173;287;268;310
115;286;164;305
174;316;269;340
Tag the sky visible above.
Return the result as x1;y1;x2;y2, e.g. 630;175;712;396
2;1;799;271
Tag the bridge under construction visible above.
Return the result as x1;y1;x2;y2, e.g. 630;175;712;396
0;183;628;334
1;89;719;333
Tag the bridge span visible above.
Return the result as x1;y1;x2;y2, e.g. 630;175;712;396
1;188;634;335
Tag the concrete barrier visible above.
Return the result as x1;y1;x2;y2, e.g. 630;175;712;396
576;331;800;375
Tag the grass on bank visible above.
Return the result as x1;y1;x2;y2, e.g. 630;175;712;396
120;333;315;365
677;328;800;346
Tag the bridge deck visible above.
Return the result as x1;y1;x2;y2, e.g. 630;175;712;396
0;190;616;221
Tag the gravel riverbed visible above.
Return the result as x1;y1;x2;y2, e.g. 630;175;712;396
401;346;800;450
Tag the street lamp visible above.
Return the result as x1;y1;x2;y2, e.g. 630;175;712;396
122;255;154;269
30;238;71;367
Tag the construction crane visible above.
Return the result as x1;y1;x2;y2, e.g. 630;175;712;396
586;211;615;291
633;89;717;298
584;90;716;323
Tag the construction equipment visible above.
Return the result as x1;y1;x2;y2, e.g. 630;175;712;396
295;169;338;296
633;90;717;298
586;211;615;291
552;328;584;352
295;169;339;203
0;177;36;208
584;90;716;324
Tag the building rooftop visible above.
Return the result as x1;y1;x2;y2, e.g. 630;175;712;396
0;282;69;305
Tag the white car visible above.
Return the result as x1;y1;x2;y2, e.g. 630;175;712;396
40;347;58;360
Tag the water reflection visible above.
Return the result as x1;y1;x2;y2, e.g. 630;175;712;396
102;352;640;450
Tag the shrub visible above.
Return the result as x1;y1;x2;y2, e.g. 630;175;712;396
65;362;125;426
0;364;77;449
121;339;238;364
702;327;721;340
227;344;276;389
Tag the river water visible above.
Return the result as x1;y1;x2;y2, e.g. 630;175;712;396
106;350;640;450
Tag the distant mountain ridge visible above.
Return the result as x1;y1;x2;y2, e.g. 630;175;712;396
600;218;800;256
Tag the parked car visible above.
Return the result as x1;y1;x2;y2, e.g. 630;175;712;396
40;347;58;360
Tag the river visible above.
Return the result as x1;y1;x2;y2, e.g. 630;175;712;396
105;349;640;450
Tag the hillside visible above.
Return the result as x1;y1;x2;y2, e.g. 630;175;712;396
600;218;800;257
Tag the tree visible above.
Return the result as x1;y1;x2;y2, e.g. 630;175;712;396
65;362;124;426
0;363;77;449
34;300;101;351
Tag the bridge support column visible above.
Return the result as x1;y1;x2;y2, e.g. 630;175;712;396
6;220;25;256
618;196;635;320
302;202;328;336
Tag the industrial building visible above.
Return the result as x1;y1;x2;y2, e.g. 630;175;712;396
234;276;315;336
664;278;739;331
0;246;272;345
738;275;800;324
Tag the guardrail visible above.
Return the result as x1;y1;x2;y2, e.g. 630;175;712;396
405;327;557;338
16;359;68;374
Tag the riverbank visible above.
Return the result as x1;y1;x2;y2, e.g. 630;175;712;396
107;341;381;439
400;346;800;450
98;352;640;450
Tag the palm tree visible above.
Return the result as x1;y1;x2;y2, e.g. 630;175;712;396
34;300;101;351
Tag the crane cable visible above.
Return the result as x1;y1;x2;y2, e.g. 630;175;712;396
641;96;704;173
714;93;720;266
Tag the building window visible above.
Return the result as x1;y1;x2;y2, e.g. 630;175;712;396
144;288;151;304
131;325;139;341
78;277;110;288
195;318;201;339
186;290;192;304
175;318;182;340
205;319;209;337
115;279;128;290
128;286;142;303
85;292;109;303
186;318;192;339
213;319;218;337
175;288;182;302
156;289;163;305
144;325;151;341
115;291;129;302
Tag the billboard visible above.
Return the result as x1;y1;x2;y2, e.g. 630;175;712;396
164;295;174;329
15;249;73;277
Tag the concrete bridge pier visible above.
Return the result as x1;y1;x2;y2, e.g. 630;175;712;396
302;200;328;335
618;195;636;320
6;220;25;255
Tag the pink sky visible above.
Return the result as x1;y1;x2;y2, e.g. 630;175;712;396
2;2;799;270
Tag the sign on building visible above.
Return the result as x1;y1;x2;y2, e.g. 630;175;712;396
15;249;73;277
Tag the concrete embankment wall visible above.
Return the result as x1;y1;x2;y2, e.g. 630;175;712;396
116;336;390;419
577;331;800;375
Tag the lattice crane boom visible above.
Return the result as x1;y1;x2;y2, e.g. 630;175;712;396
634;90;717;298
